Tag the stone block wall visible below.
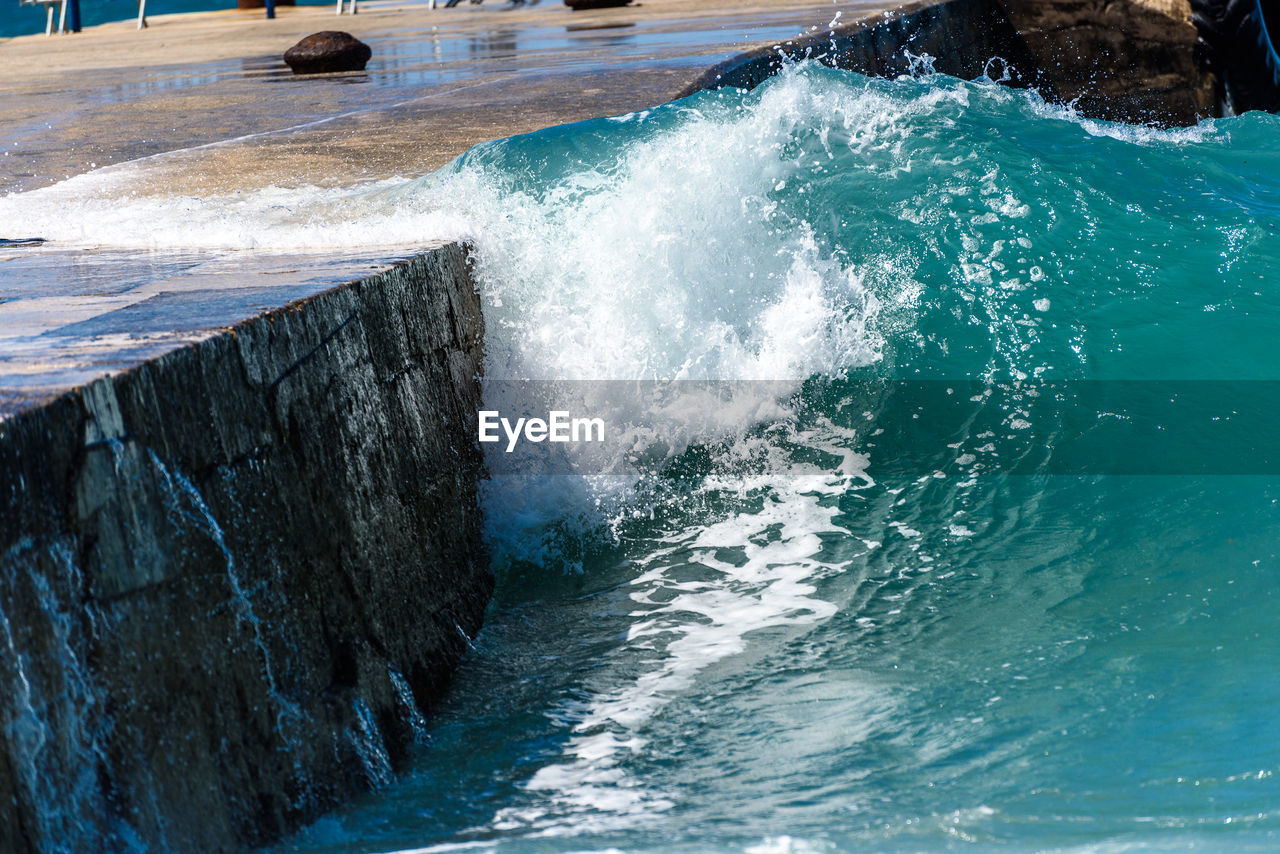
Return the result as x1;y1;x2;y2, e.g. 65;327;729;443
0;245;492;852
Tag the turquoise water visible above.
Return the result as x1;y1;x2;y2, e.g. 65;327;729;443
5;60;1279;851
0;0;327;37
250;65;1280;852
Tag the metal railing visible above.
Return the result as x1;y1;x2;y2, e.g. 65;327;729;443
18;0;70;35
17;0;148;34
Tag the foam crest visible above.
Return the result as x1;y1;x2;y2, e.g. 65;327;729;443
490;459;870;837
0;174;467;250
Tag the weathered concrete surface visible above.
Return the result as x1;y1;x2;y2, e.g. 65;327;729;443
0;249;431;409
0;0;894;195
0;0;896;407
0;244;492;851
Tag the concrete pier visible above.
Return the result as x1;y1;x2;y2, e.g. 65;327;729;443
0;0;896;196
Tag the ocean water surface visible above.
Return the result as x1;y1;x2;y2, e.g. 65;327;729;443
4;63;1280;851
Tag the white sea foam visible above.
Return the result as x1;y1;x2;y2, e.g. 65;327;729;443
1023;90;1220;145
0;173;466;250
0;63;1216;559
492;452;874;836
744;837;836;854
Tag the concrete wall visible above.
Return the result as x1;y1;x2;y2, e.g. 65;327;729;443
0;245;492;852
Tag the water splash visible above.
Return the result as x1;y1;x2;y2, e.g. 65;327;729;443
349;697;395;790
241;63;1280;854
149;451;305;739
0;539;129;852
390;669;431;746
144;449;321;813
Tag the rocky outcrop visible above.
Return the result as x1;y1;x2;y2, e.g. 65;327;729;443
1135;0;1192;20
997;0;1213;124
0;245;491;852
284;32;372;75
683;0;1216;126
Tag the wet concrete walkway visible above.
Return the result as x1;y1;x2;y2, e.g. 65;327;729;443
1;0;891;193
0;0;896;410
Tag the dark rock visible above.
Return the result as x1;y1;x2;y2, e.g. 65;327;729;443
564;0;634;9
1192;0;1280;113
683;0;1214;127
284;31;372;75
998;0;1214;124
